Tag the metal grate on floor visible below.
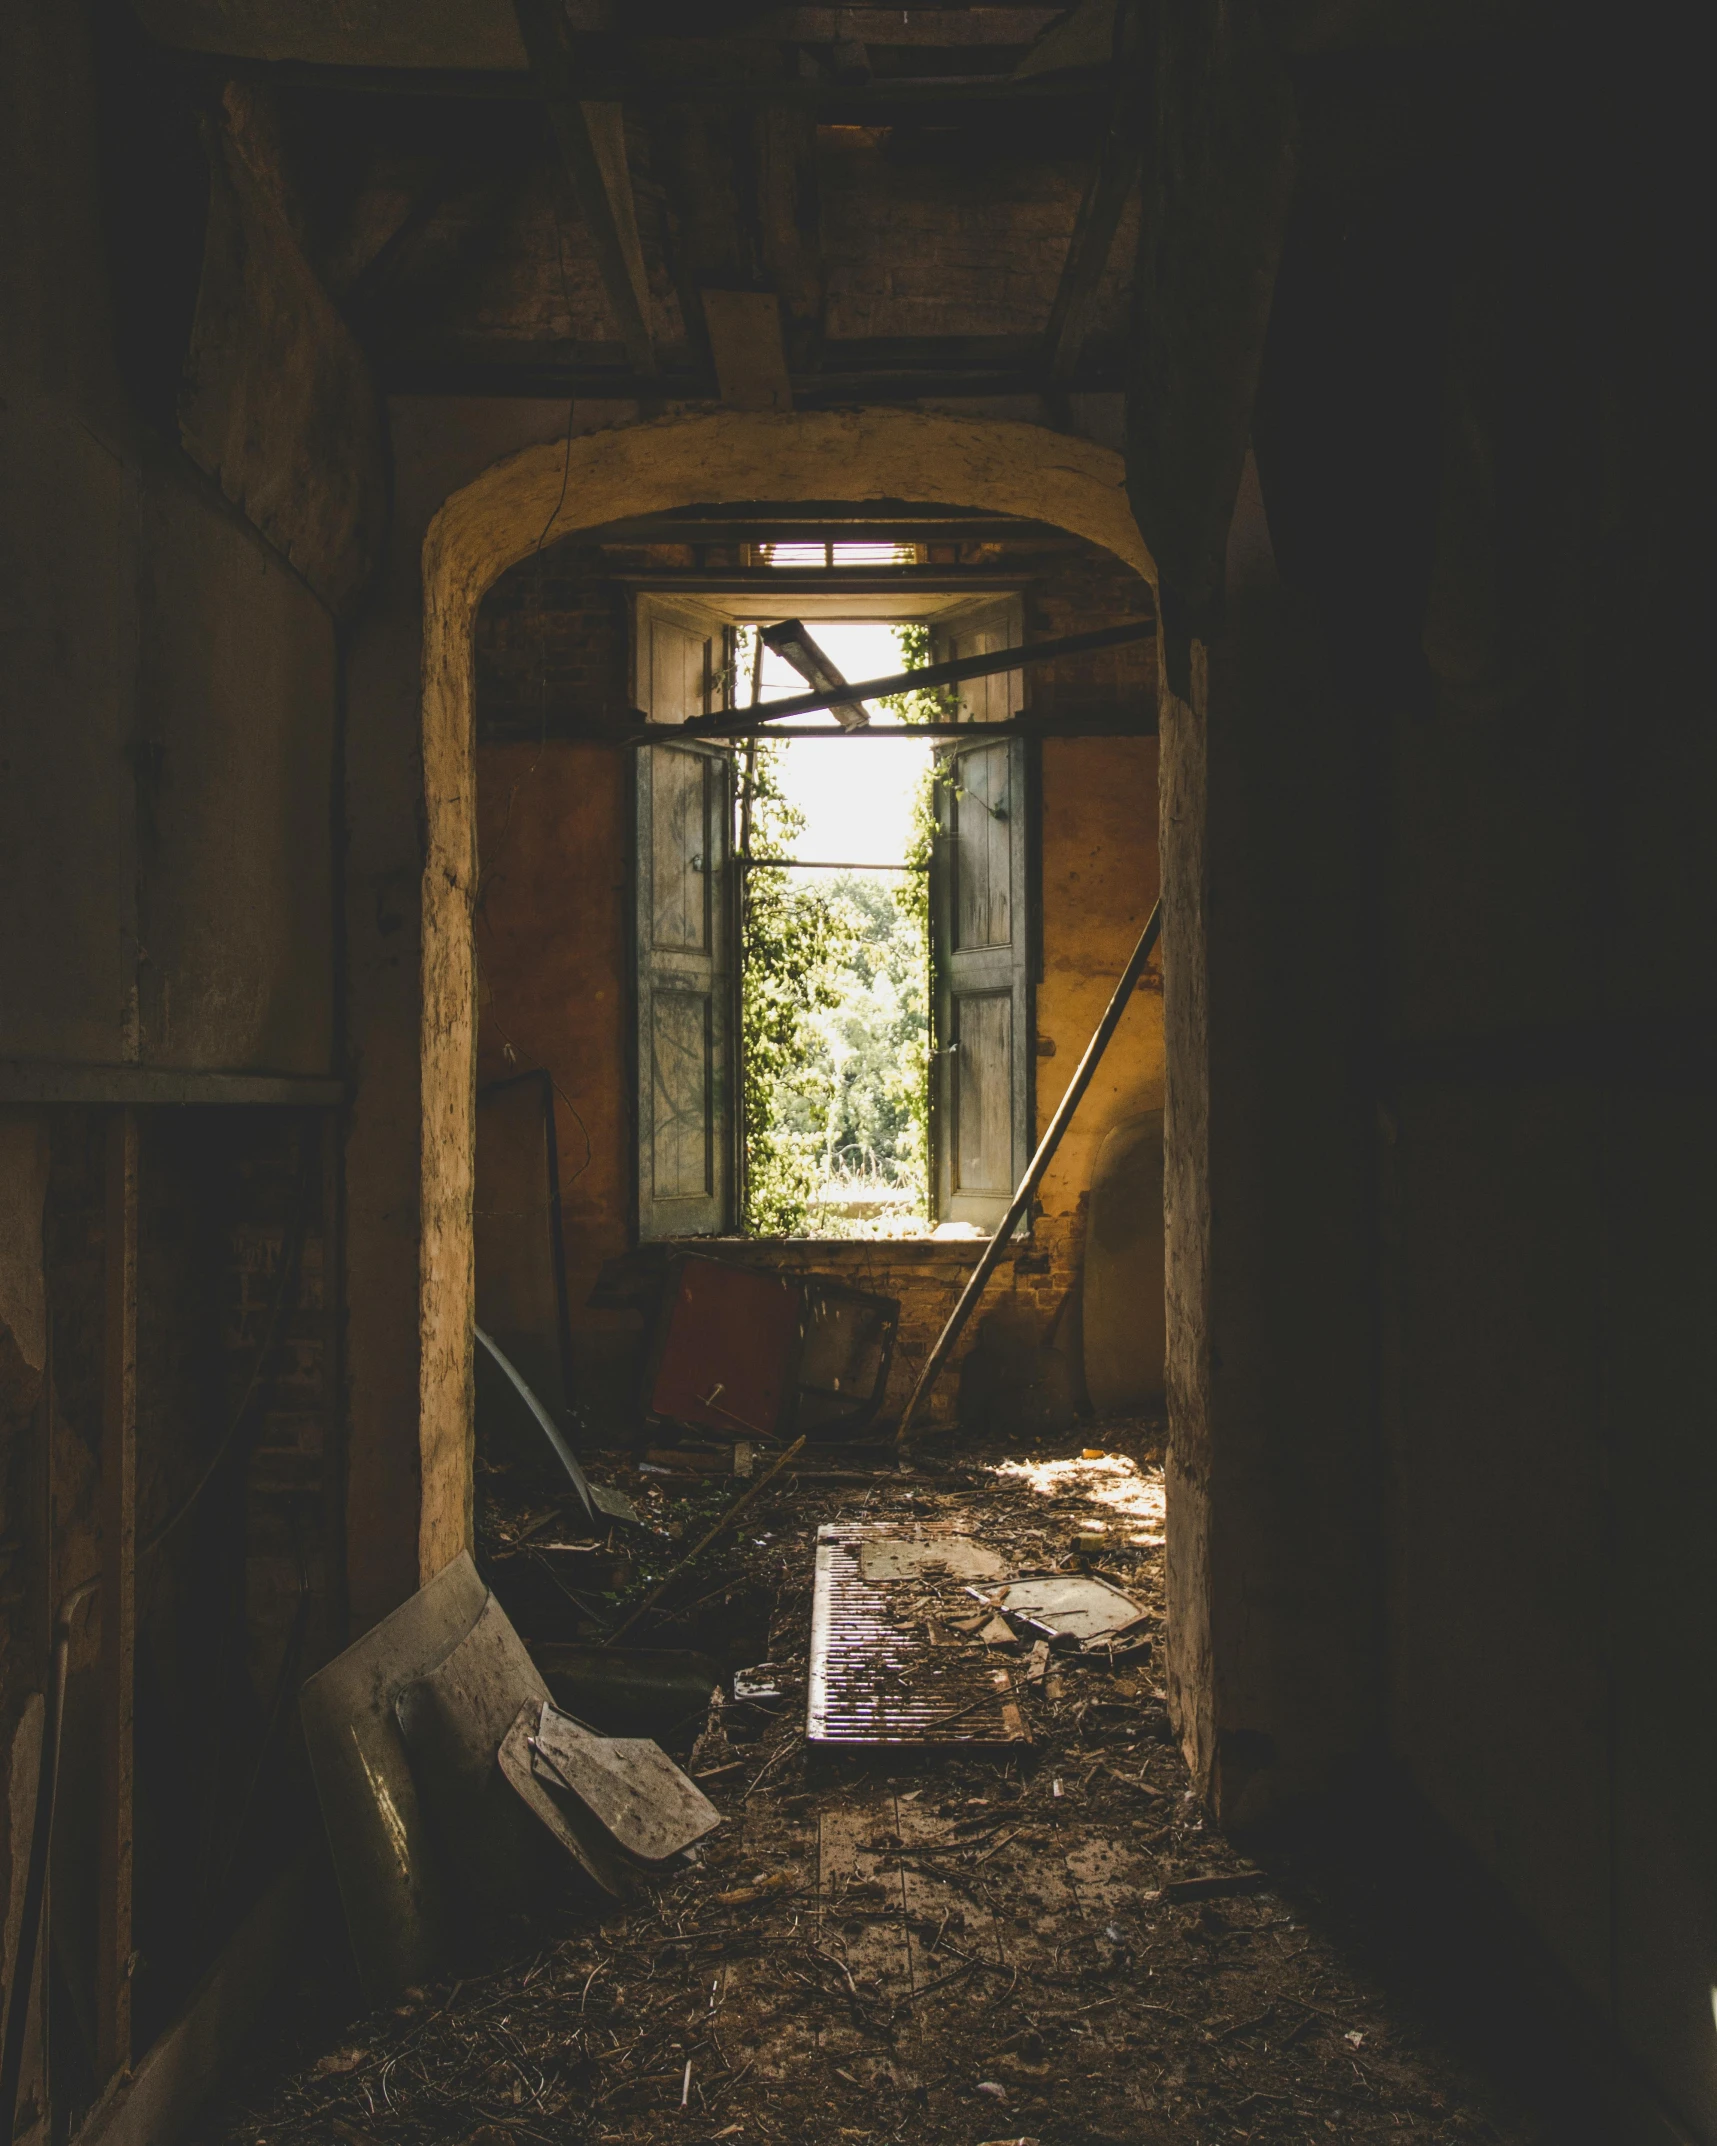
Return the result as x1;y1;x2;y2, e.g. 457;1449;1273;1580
806;1522;1030;1748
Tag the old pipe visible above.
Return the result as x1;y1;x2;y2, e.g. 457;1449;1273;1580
663;618;1154;741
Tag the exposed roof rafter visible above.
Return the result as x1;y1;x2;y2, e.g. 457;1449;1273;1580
511;0;656;375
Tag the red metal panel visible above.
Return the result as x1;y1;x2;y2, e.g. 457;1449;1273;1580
647;1256;803;1439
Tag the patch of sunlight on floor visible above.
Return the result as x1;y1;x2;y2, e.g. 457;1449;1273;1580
992;1451;1167;1544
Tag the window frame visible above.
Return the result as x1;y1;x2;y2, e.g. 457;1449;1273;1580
628;583;1035;1243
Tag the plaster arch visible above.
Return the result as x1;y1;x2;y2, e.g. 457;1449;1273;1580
415;406;1159;1578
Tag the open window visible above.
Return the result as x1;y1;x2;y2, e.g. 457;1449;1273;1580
631;584;1032;1240
633;596;739;1238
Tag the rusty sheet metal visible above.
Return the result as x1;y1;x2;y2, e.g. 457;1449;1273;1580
530;1702;721;1863
993;1574;1148;1647
806;1523;1029;1749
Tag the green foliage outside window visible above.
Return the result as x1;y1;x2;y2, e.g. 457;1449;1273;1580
738;625;942;1237
738;737;855;1236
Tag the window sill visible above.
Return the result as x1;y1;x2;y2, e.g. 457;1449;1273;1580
660;1235;1024;1259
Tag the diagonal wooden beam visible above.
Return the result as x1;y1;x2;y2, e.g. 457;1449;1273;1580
668;618;1155;739
754;103;825;374
335;157;468;308
340;159;530;343
511;0;656;376
1040;0;1148;387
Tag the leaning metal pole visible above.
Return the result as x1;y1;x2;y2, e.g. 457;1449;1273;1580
893;896;1164;1448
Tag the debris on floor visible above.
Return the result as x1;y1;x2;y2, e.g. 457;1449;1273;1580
225;1432;1548;2146
809;1523;1030;1748
301;1554;722;1996
601;1248;902;1445
984;1573;1149;1649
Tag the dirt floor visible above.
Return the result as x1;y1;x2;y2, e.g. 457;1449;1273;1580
204;1432;1550;2146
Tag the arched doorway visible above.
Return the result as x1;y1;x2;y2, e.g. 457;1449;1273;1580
413;406;1159;1576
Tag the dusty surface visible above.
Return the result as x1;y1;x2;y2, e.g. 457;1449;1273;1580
207;1436;1542;2146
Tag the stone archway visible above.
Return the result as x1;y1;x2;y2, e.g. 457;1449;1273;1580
414;406;1158;1577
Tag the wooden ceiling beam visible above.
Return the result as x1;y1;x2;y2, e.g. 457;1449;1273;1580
380;355;1126;400
570;516;1075;542
753;9;1064;45
1041;0;1147;387
510;0;656;375
219;55;1107;106
378;330;1125;400
754;102;825;376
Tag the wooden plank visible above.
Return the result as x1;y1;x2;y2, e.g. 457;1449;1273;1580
896;1796;1004;2006
329;156;465;305
376;333;1128;399
612;568;1035;593
648;106;766;393
97;1107;139;2081
578;514;1075;543
756;8;1062;43
215;57;1107;104
511;0;656;375
816;1793;914;2025
1042;110;1143;386
132;2;1059;65
702;290;793;413
1125;0;1298;632
754;105;825;372
0;1065;344;1106
1041;0;1147;386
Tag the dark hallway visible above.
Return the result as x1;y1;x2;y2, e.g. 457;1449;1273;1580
1;5;1709;2144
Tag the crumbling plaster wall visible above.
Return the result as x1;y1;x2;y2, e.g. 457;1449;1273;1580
401;407;1158;1587
1;2;348;2108
1156;454;1379;1830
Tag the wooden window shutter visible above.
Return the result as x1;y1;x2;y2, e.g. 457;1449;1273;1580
929;598;1031;1231
634;597;738;1239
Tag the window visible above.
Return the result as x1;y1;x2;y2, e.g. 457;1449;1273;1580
745;540;922;569
631;589;1030;1241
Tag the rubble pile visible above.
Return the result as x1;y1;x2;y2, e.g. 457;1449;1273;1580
201;1438;1542;2146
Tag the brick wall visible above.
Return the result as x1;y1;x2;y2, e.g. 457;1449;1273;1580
472;532;1162;1443
475;542;690;740
1025;543;1158;720
662;1234;1079;1437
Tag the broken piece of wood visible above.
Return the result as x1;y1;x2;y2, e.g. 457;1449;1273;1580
1147;1871;1271;1905
604;1436;806;1646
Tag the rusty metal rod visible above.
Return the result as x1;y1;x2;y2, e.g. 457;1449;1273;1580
894;896;1163;1447
656;618;1154;741
603;1436;807;1646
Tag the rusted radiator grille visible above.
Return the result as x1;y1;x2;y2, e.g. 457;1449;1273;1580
806;1524;1029;1748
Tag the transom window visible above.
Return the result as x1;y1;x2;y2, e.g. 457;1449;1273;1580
746;540;922;569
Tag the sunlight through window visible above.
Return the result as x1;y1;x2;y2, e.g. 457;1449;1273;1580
994;1454;1167;1544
